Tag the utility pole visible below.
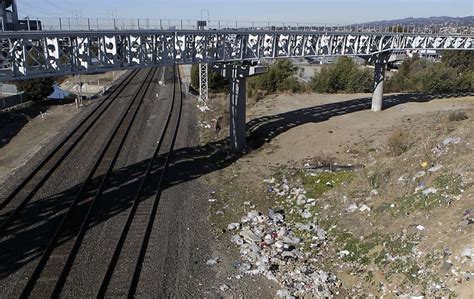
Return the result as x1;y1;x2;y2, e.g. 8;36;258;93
75;74;83;108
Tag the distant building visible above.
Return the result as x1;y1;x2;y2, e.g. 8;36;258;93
0;0;41;31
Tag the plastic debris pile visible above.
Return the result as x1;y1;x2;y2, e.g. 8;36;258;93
431;136;461;156
229;178;338;297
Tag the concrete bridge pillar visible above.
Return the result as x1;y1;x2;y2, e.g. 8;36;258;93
372;61;386;112
368;52;391;112
229;74;247;153
212;64;267;153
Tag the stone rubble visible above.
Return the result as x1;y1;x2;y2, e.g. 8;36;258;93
228;178;338;297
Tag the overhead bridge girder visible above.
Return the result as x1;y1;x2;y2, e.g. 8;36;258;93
0;30;472;81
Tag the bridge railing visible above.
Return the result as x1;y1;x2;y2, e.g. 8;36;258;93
6;17;474;35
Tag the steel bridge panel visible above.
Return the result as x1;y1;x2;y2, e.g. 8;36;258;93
0;30;471;81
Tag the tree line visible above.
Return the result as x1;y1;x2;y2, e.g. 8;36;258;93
192;51;473;101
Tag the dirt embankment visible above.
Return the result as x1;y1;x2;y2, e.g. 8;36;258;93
0;102;82;186
198;92;474;297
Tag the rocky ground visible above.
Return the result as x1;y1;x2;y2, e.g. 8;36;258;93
199;92;474;297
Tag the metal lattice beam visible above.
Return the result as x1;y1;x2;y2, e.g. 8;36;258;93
0;30;472;81
199;63;208;102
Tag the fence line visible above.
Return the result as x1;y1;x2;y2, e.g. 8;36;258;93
2;17;472;34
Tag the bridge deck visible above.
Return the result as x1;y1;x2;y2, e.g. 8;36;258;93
0;29;472;81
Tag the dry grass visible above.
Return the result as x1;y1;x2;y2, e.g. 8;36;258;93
386;129;410;157
448;110;468;122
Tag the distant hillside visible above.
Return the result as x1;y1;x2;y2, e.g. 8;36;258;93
355;16;473;27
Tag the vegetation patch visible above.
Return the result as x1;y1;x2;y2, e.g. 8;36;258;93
386;51;474;93
386;129;410;156
297;171;357;198
448;110;469;122
310;57;373;93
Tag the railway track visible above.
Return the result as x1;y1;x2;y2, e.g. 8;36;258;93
98;66;183;298
17;67;159;297
0;68;143;235
0;65;184;297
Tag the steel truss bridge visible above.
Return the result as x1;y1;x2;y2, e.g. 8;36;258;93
0;30;472;81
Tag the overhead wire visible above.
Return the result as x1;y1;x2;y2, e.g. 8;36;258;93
18;0;64;17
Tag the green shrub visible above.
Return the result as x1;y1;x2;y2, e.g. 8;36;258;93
386;51;474;93
310;57;373;93
190;64;228;93
247;59;303;97
15;78;55;101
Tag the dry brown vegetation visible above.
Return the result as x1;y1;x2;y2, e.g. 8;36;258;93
386;129;410;156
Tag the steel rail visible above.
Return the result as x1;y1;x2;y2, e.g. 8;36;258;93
51;66;174;297
96;66;179;297
19;67;158;298
128;66;183;297
0;69;141;235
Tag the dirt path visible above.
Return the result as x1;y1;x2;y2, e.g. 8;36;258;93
246;93;474;167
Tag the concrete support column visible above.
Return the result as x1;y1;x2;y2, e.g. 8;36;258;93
212;64;268;153
372;61;386;112
229;74;247;153
367;52;391;112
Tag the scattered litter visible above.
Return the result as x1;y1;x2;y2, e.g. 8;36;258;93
347;203;358;213
463;208;474;224
231;235;244;246
263;177;276;184
443;137;461;146
206;257;220;266
276;289;295;298
461;247;472;258
422;188;438;196
219;284;230;291
398;175;408;182
197;104;210;112
359;204;371;212
208;198;217;203
428;165;443;172
240;229;261;243
421;161;429;168
415;183;426;193
338;250;351;258
300;209;313;219
416;225;426;231
413;171;426;180
229;206;336;296
227;223;240;231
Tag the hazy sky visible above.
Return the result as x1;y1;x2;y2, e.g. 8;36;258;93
18;0;474;24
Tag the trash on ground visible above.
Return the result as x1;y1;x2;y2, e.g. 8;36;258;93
226;178;339;297
443;137;461;146
206;257;220;266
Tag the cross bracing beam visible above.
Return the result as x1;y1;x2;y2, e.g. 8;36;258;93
0;30;472;81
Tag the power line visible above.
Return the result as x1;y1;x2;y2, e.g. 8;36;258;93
42;0;73;16
19;0;63;17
